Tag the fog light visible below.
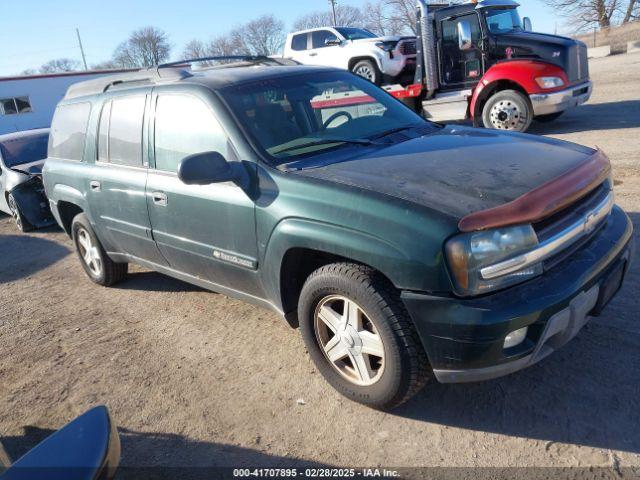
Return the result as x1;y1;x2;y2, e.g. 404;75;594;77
504;327;528;349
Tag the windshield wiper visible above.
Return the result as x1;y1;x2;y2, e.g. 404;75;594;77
369;124;420;140
272;137;377;155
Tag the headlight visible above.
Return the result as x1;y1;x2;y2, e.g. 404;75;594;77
445;225;542;296
375;41;398;52
535;76;565;89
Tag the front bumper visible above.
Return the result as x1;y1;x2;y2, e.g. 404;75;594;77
401;206;633;383
529;80;593;116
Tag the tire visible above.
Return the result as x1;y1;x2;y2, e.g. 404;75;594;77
71;213;128;286
482;89;533;132
351;59;381;85
7;193;32;232
298;262;430;409
535;111;564;123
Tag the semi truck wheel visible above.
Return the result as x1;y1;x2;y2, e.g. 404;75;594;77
482;90;533;132
535;111;564;123
71;213;128;286
351;60;381;85
298;262;430;409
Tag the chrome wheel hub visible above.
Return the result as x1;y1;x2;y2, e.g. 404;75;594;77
490;100;524;130
77;227;102;276
314;295;385;386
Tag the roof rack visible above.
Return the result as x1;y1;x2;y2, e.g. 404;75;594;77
64;66;192;100
158;55;298;68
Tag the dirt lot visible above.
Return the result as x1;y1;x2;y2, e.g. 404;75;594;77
1;52;639;477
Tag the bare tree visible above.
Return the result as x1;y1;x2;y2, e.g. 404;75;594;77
623;0;638;21
39;58;80;73
112;26;171;67
542;0;638;29
293;5;365;30
243;15;286;55
381;0;419;34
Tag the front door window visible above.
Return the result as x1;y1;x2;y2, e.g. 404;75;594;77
440;13;484;87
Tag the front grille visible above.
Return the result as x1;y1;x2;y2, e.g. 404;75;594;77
534;181;611;269
567;42;590;84
399;40;417;56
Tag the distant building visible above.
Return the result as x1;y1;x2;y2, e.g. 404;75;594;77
0;69;135;135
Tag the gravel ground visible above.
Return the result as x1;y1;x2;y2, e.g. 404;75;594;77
1;52;639;477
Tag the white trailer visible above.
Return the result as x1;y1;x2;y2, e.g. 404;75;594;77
0;69;134;135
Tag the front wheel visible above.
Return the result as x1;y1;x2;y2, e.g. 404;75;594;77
482;89;533;132
7;193;32;232
298;263;430;409
71;213;128;286
351;60;381;85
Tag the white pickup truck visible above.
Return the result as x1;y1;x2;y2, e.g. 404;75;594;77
283;27;417;85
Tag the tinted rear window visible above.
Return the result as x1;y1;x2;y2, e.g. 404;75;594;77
49;102;91;161
0;133;49;167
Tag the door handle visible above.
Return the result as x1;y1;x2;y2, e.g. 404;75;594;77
309;52;318;57
152;191;167;206
89;181;101;192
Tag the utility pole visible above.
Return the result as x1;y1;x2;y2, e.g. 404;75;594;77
76;28;88;71
329;0;338;26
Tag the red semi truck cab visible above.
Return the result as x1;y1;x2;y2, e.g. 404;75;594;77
386;0;592;132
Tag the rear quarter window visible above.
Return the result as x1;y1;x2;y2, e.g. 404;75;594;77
49;102;91;161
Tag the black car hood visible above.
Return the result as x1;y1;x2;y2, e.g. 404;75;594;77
294;126;595;220
496;31;577;49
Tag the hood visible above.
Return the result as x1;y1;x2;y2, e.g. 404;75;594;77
494;31;588;82
293;125;595;220
10;159;45;175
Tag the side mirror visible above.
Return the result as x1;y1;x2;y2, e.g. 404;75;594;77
325;38;342;47
1;406;120;480
178;151;235;185
523;17;533;32
458;21;473;51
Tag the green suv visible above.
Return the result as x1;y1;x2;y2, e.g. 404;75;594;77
43;58;633;409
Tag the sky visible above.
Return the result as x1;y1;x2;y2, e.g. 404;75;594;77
0;0;563;76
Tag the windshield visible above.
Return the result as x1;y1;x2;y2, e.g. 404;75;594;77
335;27;377;40
221;71;431;165
0;133;49;167
484;8;523;33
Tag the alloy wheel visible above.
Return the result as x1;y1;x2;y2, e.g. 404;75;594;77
7;195;23;230
354;65;375;82
77;227;102;277
314;295;385;386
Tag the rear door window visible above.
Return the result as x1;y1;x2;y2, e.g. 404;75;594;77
49;102;91;161
107;95;146;167
291;33;308;51
154;94;227;173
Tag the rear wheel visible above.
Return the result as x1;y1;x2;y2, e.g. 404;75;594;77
71;213;128;286
482;89;533;132
536;111;564;123
298;262;430;409
351;60;381;85
7;193;32;232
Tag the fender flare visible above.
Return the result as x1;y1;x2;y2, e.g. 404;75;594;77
470;60;568;121
260;218;410;313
